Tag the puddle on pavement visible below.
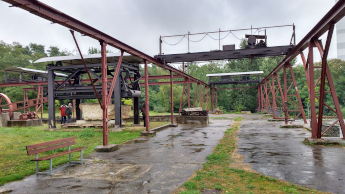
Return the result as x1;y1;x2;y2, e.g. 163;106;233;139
181;144;206;146
53;162;152;182
123;138;150;144
147;189;159;193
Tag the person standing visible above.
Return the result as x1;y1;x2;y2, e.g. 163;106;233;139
59;104;67;124
65;103;73;123
140;101;147;127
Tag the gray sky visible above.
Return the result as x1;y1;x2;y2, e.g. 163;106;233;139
0;0;337;64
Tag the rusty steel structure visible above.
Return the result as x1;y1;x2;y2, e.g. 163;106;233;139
2;0;345;141
1;0;214;147
257;0;345;138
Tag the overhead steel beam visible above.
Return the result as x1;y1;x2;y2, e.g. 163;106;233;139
259;0;345;84
0;75;187;88
155;45;293;63
2;0;208;86
140;81;197;86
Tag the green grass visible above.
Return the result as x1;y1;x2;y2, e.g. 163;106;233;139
178;119;328;194
234;117;243;121
0;121;167;186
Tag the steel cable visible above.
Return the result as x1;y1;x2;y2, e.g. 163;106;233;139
162;36;186;46
162;30;244;46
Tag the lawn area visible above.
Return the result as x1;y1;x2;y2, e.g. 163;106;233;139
177;117;328;194
0;121;168;186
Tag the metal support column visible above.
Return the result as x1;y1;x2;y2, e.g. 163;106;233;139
76;99;82;120
134;97;140;124
264;80;269;112
170;70;174;124
187;78;190;108
211;87;214;111
308;43;318;138
144;60;150;132
114;75;121;127
179;78;186;115
100;41;108;146
47;67;56;128
283;64;288;124
272;75;277;118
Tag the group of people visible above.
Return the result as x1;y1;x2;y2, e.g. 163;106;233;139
59;101;148;126
59;103;73;124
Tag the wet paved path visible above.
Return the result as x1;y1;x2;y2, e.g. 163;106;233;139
1;120;230;194
238;114;345;194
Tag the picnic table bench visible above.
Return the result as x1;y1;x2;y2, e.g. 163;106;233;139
26;137;87;175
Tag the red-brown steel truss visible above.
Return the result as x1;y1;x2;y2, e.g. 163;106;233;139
257;0;345;138
2;0;345;141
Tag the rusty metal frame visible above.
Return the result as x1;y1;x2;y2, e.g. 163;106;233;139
2;0;208;87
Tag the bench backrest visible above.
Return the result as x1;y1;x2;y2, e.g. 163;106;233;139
26;137;76;155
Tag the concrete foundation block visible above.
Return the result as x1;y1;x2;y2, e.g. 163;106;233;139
0;113;10;127
304;137;345;145
12;112;21;120
7;119;43;127
140;131;156;136
241;111;251;114
94;144;119;152
8;120;31;127
170;123;178;127
176;116;208;124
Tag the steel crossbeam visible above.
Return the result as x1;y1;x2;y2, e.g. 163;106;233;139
2;0;208;87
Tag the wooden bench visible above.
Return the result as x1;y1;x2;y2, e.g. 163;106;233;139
26;137;87;175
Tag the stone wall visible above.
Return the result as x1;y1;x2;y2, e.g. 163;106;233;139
79;103;131;121
322;123;340;137
310;121;341;137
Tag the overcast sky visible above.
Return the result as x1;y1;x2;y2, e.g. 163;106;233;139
0;0;338;65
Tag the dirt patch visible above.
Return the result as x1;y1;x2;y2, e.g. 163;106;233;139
229;136;257;173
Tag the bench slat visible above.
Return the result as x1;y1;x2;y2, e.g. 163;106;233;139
26;137;75;150
27;141;76;155
31;147;87;161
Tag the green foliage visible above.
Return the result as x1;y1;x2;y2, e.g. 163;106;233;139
234;103;245;112
154;105;167;113
121;98;133;106
55;100;61;107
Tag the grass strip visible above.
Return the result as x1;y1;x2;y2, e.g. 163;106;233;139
0;122;167;186
178;117;329;194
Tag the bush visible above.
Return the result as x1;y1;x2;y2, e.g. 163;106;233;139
234;103;245;112
154;105;167;113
